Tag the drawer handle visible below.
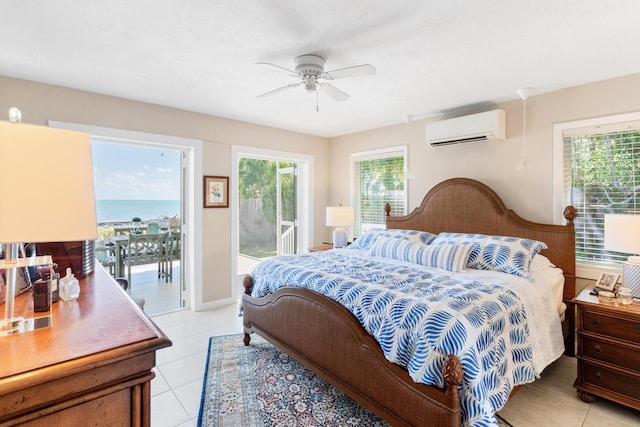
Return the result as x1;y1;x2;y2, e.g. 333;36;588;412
593;345;602;354
594;371;602;380
592;318;602;327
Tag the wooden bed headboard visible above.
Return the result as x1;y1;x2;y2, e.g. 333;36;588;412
385;178;577;305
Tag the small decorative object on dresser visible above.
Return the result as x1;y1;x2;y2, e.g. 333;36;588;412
594;272;619;292
573;286;640;411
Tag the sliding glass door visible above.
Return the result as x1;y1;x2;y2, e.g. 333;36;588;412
238;158;300;259
92;139;186;315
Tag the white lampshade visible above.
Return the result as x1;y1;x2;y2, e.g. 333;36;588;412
326;205;354;249
604;214;640;254
326;206;354;227
605;214;640;299
0;120;97;243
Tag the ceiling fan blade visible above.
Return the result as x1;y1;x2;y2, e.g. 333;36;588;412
257;82;303;98
323;64;376;80
319;84;350;102
255;61;297;75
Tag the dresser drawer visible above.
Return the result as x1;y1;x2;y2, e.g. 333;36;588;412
580;335;640;373
580;361;640;400
581;310;640;343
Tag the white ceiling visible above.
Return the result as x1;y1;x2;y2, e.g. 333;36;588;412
3;1;640;138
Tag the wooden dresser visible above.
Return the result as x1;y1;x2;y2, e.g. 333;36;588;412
0;266;172;426
573;286;640;410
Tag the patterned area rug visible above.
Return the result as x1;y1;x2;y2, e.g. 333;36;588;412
197;333;513;427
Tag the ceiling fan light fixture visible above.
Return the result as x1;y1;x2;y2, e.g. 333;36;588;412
304;76;317;92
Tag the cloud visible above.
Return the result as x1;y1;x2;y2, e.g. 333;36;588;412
92;141;181;200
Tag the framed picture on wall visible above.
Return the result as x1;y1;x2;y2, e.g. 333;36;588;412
203;175;229;208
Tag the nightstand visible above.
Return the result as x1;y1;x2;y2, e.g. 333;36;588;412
308;244;333;252
573;286;640;410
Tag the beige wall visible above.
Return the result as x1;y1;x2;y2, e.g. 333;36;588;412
330;72;640;226
0;76;330;306
4;72;640;304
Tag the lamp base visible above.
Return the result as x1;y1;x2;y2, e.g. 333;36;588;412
1;254;54;336
0;315;51;337
0;316;25;336
622;260;640;298
333;228;347;248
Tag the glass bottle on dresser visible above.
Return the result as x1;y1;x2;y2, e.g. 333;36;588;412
618;286;633;305
59;268;80;302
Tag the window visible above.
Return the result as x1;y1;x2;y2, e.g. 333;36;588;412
554;113;640;266
351;146;407;235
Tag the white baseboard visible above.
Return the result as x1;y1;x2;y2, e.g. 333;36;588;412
196;297;237;311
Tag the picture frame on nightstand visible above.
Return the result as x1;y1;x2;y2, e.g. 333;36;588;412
594;272;619;292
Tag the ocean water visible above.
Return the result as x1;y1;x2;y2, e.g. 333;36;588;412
96;200;180;223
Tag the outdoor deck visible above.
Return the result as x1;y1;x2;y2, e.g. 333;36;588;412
114;254;263;316
125;262;181;316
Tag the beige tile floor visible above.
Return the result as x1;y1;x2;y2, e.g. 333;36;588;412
148;301;640;427
150;302;244;427
123;254;259;316
123;262;182;316
497;355;640;426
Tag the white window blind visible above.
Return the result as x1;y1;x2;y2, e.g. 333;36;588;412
563;125;640;264
352;147;406;235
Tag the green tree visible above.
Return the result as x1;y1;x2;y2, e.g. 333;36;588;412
358;156;405;223
239;158;275;199
238;158;297;257
569;130;640;261
571;132;640;209
238;158;295;225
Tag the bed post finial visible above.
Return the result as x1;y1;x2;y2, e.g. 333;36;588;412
243;274;253;295
385;203;391;217
563;206;577;225
442;354;463;400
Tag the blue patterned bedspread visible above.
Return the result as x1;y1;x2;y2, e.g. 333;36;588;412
250;250;537;427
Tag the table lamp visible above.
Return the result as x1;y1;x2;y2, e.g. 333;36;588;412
604;213;640;298
0;109;97;335
326;204;354;248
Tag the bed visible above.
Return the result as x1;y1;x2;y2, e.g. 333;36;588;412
242;178;576;426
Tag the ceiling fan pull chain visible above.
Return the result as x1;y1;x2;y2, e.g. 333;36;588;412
316;88;319;112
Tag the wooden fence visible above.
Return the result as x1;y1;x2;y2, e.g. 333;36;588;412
239;198;276;245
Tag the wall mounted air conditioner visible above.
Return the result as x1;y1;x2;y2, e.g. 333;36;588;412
426;109;506;146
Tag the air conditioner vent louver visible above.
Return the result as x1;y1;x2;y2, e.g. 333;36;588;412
429;135;489;146
427;109;506;147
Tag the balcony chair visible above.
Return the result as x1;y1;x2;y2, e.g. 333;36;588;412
123;232;169;286
94;240;116;276
160;231;180;282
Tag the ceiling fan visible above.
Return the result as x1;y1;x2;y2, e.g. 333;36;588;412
256;54;375;107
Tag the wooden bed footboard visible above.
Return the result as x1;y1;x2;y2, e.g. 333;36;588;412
242;275;463;427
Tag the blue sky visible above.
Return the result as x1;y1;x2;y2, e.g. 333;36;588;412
91;141;181;200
